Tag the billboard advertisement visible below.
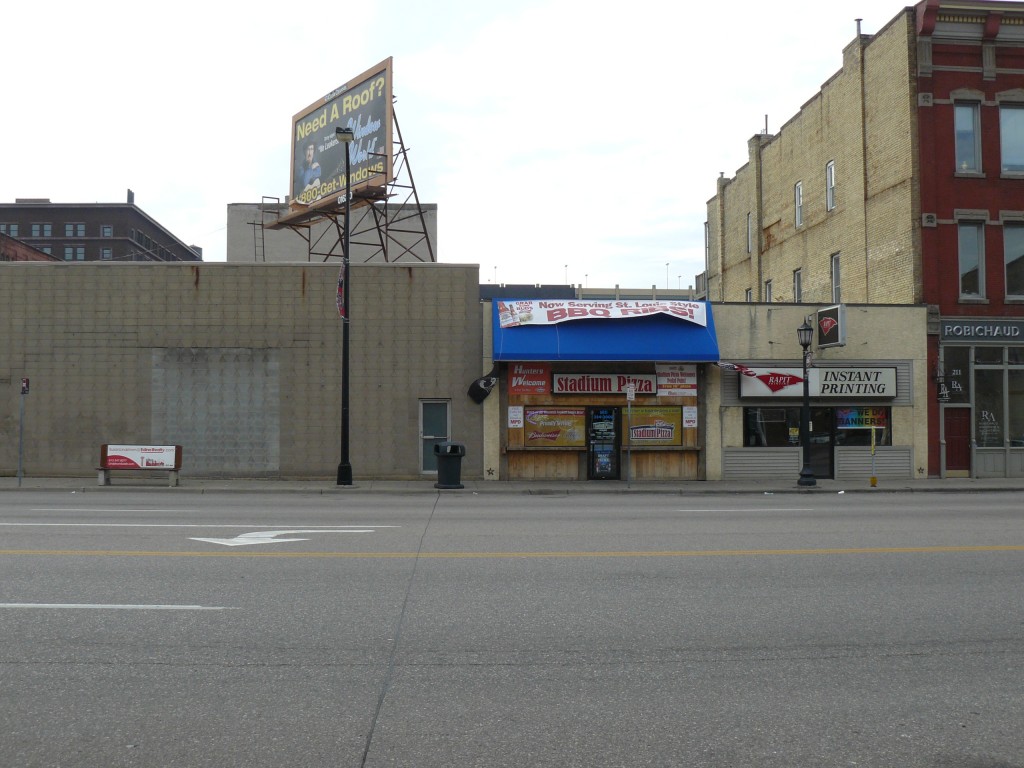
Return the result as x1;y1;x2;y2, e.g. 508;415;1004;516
290;58;394;212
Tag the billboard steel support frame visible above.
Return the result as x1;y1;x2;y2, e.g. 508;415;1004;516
264;109;435;266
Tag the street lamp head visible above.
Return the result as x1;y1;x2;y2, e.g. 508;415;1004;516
335;127;355;143
797;321;814;350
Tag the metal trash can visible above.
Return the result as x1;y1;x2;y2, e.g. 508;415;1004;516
433;441;466;489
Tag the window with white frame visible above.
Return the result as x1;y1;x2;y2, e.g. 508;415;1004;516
0;223;18;236
831;253;841;303
101;224;113;237
958;221;985;297
955;102;982;173
825;161;836;211
793;269;803;302
794;182;803;227
31;223;52;237
764;279;773;303
1000;103;1024;173
745;288;752;303
1004;223;1024;297
101;247;113;260
65;222;85;237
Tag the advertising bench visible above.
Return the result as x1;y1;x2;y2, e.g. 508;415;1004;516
98;445;183;487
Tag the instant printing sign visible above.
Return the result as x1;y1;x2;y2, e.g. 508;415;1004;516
738;367;898;398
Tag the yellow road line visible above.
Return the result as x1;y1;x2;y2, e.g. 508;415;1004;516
0;545;1022;559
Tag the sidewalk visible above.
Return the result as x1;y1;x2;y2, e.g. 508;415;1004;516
1;475;1022;495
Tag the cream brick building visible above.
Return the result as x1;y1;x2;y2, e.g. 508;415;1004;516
706;11;921;306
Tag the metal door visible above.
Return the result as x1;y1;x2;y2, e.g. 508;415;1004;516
809;407;833;479
420;400;450;473
587;407;620;480
944;407;971;476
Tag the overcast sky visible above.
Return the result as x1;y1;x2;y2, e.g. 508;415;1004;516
2;0;907;290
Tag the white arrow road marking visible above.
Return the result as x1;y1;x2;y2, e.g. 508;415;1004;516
190;529;377;547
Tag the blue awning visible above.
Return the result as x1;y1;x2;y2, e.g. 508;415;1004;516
492;300;719;362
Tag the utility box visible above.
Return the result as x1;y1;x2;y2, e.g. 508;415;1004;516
433;441;466;489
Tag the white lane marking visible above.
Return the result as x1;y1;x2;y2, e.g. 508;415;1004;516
678;508;816;512
191;529;376;547
30;509;193;513
0;603;235;611
0;523;400;529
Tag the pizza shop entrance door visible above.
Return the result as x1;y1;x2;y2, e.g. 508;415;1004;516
587;407;621;480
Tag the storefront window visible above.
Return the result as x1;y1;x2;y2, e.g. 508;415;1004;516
1010;370;1024;447
975;347;1002;364
743;407;892;447
975;369;1004;447
744;407;799;447
1009;347;1024;365
834;406;892;446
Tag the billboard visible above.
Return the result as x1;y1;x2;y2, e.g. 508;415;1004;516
290;58;394;213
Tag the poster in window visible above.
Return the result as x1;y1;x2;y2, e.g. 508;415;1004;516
524;408;586;447
656;364;697;396
624;407;682;446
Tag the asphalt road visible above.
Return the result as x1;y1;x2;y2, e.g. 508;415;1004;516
0;490;1021;767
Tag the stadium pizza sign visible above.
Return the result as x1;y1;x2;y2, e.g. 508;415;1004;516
553;374;657;395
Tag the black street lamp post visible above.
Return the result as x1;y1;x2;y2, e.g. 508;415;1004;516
336;127;355;486
797;320;816;487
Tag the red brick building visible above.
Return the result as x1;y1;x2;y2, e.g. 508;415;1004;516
916;0;1024;477
0;232;59;262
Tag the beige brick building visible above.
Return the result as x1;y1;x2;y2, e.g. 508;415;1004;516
706;11;922;306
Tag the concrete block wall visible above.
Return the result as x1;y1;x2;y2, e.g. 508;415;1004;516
352;263;482;477
0;261;482;479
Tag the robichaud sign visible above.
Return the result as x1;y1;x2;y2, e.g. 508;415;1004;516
940;318;1024;342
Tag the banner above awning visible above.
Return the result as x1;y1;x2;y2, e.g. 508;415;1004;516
497;299;708;328
492;299;719;362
